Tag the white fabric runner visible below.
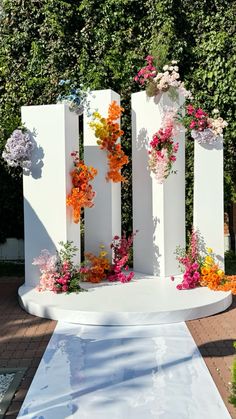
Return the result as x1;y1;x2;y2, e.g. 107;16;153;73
18;322;231;419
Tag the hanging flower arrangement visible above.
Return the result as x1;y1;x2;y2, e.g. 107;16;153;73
89;101;129;182
148;111;179;183
179;105;227;144
134;55;192;100
2;128;34;171
175;230;236;294
66;151;97;223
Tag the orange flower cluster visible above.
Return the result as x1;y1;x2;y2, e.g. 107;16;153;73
89;101;129;182
219;275;236;294
66;153;97;223
200;254;236;294
81;250;110;283
200;264;224;290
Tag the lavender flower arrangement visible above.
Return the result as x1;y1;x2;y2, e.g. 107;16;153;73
2;128;34;170
57;79;91;115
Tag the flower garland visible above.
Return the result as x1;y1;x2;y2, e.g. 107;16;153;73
66;151;97;223
2;128;34;170
33;241;83;293
148;112;179;183
176;230;236;294
89;101;129;182
179;105;227;144
134;55;192;99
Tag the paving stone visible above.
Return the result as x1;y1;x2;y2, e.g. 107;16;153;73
0;278;56;416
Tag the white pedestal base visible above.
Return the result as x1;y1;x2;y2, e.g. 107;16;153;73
18;276;232;325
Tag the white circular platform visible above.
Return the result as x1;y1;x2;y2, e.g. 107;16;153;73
18;273;232;325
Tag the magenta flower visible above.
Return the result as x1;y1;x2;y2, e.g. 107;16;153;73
195;108;207;119
192;262;199;270
193;271;200;280
187;104;195;115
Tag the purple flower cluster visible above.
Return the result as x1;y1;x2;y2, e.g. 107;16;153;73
2;129;34;169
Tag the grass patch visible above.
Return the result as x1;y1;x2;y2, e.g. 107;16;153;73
229;343;236;408
0;261;24;277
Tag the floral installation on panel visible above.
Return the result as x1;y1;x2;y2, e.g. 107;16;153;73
80;231;137;284
134;55;192;100
2;127;34;172
66;151;97;223
148;108;180;183
178;105;227;144
175;229;236;294
89;101;129;182
57;79;91;116
33;241;84;293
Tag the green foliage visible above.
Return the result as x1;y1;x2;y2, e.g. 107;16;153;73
58;240;78;263
0;261;24;277
229;342;236;408
225;250;236;275
0;0;235;240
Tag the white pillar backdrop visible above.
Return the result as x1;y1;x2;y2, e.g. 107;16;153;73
22;104;80;287
132;91;185;277
193;138;224;269
84;89;121;260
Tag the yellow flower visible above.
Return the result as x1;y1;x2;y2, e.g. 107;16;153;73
207;247;213;254
217;269;224;278
99;244;105;249
99;251;108;258
205;256;213;265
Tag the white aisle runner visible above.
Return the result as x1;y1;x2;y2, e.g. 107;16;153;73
17;322;231;419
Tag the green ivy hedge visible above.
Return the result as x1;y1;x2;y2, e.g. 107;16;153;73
0;0;235;242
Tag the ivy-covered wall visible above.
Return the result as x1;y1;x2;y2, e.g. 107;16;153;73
0;0;235;242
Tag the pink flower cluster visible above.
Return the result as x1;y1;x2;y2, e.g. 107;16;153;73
175;230;202;290
53;261;72;293
176;261;200;290
33;242;82;293
134;55;157;85
108;232;137;283
32;250;57;292
186;105;227;144
134;56;192;99
187;104;209;131
148;117;179;183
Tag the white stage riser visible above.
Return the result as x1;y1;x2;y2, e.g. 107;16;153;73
84;90;121;260
18;277;232;326
193;139;224;269
132;91;185;277
21;104;80;287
